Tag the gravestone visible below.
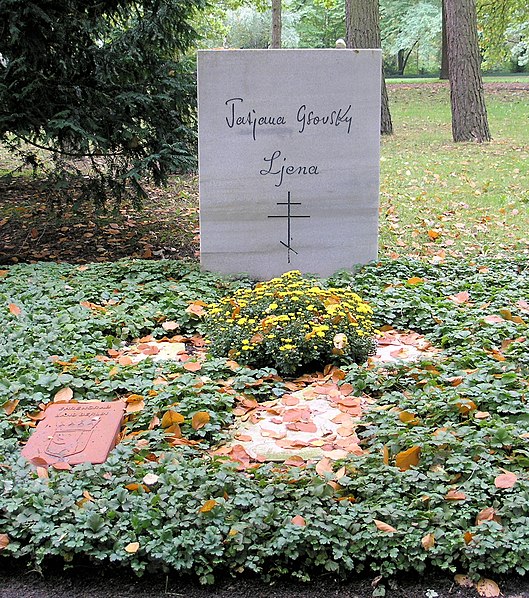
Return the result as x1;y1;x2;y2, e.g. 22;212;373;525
198;49;381;279
21;401;125;466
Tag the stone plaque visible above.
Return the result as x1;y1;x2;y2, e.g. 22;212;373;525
198;49;381;279
21;401;125;466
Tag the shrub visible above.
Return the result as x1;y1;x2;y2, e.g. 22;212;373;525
203;271;376;375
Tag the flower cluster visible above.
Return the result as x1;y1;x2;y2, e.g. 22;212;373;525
204;271;377;375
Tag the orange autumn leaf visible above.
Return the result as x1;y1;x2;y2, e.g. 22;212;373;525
199;499;218;513
395;446;421;471
183;361;202;372
52;461;72;471
291;515;306;527
382;445;390;465
406;276;424;285
54;387;74;402
192;411;210;430
124;542;140;553
374;519;397;533
427;229;440;240
445;489;467;501
118;355;133;366
464;531;474;544
494;471;517;489
186;301;207;317
0;534;9;551
399;411;419;424
2;399;19;415
161;410;185;428
8;303;21;317
476;578;501;597
36;466;49;479
457;399;477;414
421;533;435;550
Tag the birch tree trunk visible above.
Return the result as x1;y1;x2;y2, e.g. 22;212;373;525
345;0;393;135
445;0;491;142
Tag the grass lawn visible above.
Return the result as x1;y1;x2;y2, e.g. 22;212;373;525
1;84;529;592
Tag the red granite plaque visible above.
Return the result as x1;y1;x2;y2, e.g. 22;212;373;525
22;401;126;466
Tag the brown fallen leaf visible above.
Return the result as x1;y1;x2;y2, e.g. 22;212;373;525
421;532;435;551
291;515;306;527
183;361;202;372
54;387;74;402
454;574;474;588
494;471;517;489
0;534;9;551
445;489;467;501
2;399;19;415
315;457;333;476
374;519;397;533
192;411;210;430
124;542;140;553
476;578;501;597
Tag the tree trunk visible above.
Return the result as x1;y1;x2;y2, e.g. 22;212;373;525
440;0;449;79
445;0;491;142
345;0;393;135
271;0;281;49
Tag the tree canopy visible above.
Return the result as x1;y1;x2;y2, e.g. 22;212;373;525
0;0;205;203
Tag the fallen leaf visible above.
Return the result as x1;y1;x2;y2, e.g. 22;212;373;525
483;315;504;324
199;499;218;513
494;471;517;489
2;399;19;415
161;410;185;428
291;515;306;526
315;457;333;476
395;446;421;471
192;411;210;430
476;507;500;525
162;321;179;331
118;355;133;366
0;534;9;551
186;301;206;317
284;456;305;466
476;578;501;597
448;291;471;304
445;489;467;501
374;519;397;533
183;361;202;372
464;531;473;544
382;445;390;465
399;411;419;424
124;542;140;554
53;387;74;402
454;574;474;588
8;303;21;317
52;462;72;471
406;276;424;285
427;229;440;240
421;532;435;550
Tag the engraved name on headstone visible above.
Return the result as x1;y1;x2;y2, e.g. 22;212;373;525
21;401;125;465
198;49;381;279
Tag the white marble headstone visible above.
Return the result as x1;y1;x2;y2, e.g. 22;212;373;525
198;49;381;279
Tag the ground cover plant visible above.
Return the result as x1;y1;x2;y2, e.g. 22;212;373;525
2;255;529;589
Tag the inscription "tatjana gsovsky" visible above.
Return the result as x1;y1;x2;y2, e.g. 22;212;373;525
225;97;353;141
